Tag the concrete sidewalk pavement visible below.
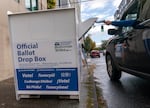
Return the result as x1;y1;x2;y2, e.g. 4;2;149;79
0;64;98;108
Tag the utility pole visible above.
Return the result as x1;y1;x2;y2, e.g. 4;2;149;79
58;0;61;7
30;0;32;11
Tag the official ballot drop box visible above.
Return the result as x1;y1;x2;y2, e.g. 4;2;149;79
8;8;80;100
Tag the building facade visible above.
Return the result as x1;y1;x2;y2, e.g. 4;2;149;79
114;0;134;20
0;0;47;80
56;0;81;23
25;0;47;11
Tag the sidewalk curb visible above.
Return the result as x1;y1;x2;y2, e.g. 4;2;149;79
86;63;108;108
86;64;98;108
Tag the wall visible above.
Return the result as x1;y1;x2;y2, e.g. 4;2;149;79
0;0;48;80
0;0;29;80
38;0;47;10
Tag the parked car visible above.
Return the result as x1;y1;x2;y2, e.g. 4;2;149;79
105;0;150;80
90;50;100;58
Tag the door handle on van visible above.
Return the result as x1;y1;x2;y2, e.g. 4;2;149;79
127;33;135;40
128;35;135;40
126;30;136;40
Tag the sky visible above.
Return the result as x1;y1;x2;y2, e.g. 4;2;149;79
81;0;122;45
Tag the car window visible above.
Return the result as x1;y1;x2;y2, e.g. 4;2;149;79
122;13;137;33
122;4;138;34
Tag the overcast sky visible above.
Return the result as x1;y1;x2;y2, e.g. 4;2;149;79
81;0;121;45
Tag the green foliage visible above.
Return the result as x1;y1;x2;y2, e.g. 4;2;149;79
47;0;56;9
91;41;96;50
100;40;108;50
83;34;96;53
93;47;100;51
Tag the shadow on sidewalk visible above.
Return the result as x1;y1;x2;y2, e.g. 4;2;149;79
0;78;80;108
0;64;101;108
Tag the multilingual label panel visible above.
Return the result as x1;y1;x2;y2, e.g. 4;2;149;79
16;68;78;91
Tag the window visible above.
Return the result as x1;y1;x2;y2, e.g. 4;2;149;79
25;0;38;11
122;3;138;33
59;0;70;7
15;0;20;3
122;13;137;33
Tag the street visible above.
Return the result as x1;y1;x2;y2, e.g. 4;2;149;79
91;54;150;108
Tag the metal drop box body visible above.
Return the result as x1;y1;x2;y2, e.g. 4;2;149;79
8;8;80;100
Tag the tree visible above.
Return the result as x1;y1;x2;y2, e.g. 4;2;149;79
47;0;56;9
83;34;96;53
100;40;108;50
91;41;96;50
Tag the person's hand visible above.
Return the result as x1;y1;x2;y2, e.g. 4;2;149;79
104;20;112;25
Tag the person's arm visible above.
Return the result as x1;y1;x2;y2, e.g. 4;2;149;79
105;20;137;27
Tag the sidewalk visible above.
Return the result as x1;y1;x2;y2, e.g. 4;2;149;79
0;64;98;108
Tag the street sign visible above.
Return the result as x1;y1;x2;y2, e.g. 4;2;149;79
8;8;80;100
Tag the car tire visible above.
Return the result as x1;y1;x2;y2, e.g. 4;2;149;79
106;55;121;81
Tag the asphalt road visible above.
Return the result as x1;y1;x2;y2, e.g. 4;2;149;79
91;54;150;108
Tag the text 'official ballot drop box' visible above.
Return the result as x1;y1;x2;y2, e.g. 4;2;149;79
8;8;80;100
